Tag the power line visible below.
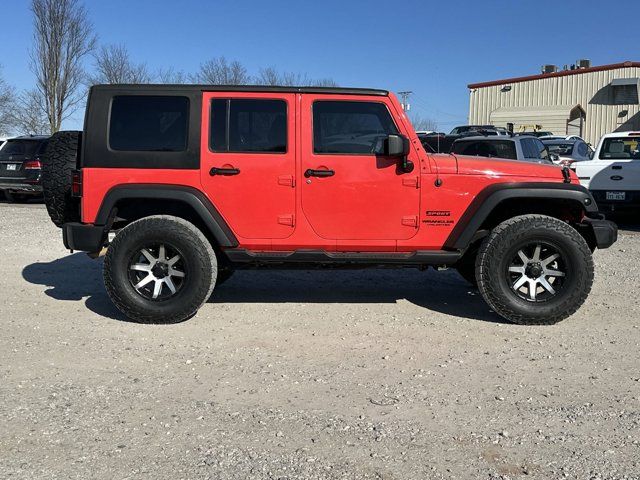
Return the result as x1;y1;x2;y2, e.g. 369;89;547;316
397;91;412;111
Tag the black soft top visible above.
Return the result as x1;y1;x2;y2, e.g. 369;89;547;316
89;84;389;96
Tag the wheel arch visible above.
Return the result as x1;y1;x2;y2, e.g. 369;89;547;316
445;182;598;251
95;185;238;248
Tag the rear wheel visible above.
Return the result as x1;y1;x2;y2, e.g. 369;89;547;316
41;131;81;227
104;215;217;324
476;215;594;325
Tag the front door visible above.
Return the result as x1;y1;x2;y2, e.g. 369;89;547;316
200;92;296;240
300;95;420;242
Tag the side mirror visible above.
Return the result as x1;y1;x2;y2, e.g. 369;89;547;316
383;134;410;157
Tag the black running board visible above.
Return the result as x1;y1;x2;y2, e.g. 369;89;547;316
224;248;462;269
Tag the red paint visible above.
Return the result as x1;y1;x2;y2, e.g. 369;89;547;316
80;91;571;253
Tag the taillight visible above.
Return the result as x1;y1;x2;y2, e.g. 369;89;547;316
71;170;83;197
24;160;42;170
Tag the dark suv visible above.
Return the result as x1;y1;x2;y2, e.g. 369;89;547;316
0;135;50;202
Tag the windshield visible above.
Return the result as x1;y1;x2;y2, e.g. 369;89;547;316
0;140;41;156
451;140;517;160
599;137;640;159
545;143;574;155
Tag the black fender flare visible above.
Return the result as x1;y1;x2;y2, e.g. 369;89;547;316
94;184;238;247
444;182;598;250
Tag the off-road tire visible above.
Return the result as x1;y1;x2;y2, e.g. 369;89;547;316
104;215;217;324
476;214;594;325
41;131;81;227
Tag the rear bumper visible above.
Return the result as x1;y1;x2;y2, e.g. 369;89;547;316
582;217;618;249
63;222;106;252
0;182;42;193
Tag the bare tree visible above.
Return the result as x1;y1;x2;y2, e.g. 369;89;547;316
30;0;96;133
10;89;49;135
87;44;152;85
410;114;438;132
0;67;17;136
156;67;189;84
191;57;250;85
256;67;338;87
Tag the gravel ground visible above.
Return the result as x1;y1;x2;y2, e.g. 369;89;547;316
0;201;639;480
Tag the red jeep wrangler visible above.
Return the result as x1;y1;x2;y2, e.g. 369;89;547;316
41;85;617;325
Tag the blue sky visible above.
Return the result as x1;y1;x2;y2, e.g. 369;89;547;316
1;0;638;131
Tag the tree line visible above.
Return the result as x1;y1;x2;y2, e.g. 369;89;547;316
0;0;338;137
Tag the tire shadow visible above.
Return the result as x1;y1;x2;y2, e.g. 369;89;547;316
21;254;505;324
21;253;127;321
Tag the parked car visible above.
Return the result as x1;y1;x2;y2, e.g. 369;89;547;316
574;131;640;212
541;138;593;166
0;135;50;202
421;125;506;153
39;84;615;325
450;135;556;164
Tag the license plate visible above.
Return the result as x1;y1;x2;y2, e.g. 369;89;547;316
6;164;17;171
606;191;626;201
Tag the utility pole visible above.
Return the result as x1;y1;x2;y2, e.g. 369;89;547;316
398;91;412;111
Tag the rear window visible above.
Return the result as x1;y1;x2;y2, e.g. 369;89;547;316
599;137;640;159
546;143;574;156
1;140;42;156
210;99;287;153
451;140;517;160
109;96;189;152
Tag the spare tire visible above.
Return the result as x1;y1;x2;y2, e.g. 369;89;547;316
42;131;82;227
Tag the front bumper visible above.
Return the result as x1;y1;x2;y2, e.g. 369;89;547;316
581;217;618;249
63;222;106;252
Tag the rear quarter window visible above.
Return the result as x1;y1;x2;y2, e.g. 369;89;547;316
109;96;190;152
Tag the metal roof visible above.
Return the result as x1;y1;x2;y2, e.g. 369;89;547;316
468;61;640;89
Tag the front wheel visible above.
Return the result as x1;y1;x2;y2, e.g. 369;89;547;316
476;215;594;325
104;215;217;324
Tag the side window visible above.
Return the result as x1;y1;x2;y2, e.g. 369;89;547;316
521;138;536;158
210;99;287;153
109;96;189;152
313;101;398;154
536;139;549;160
577;142;588;157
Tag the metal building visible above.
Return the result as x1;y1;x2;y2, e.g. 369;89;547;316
467;60;640;145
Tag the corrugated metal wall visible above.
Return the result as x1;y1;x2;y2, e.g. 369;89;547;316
468;67;640;145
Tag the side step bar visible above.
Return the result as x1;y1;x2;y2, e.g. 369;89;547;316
224;248;462;268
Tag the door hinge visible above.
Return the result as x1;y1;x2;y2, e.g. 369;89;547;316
278;214;295;227
402;176;420;188
278;175;295;187
401;215;419;228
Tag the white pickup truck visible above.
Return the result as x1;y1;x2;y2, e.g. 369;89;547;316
575;131;640;212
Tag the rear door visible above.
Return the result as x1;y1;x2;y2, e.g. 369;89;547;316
200;92;296;240
299;95;420;242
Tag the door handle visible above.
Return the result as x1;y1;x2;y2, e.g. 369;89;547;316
210;167;240;176
304;169;335;178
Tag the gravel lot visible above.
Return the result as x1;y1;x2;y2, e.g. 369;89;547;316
1;201;639;479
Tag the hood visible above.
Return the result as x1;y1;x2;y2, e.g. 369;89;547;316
453;154;564;179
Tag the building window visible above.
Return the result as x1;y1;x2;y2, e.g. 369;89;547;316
611;78;639;105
